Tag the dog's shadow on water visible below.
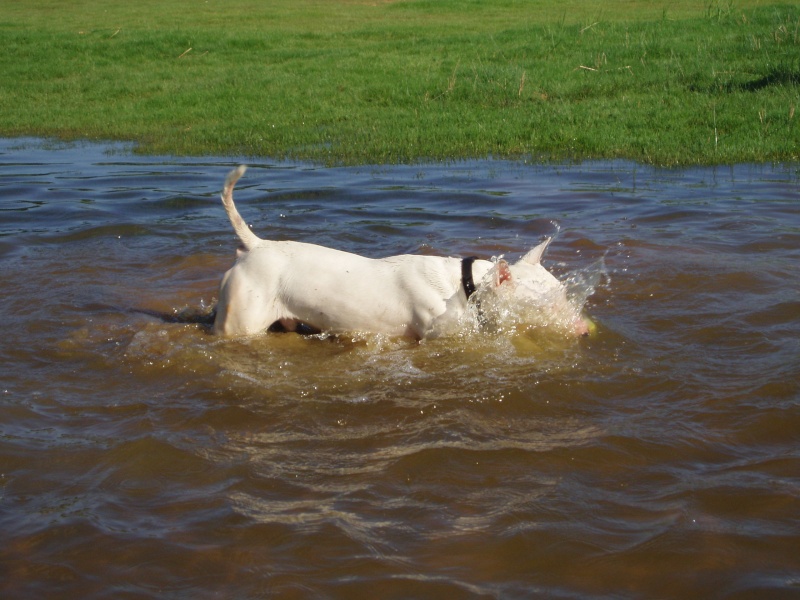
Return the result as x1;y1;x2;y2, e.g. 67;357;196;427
129;306;324;337
130;306;217;329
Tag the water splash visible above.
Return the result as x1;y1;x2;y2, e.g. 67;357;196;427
564;255;609;310
440;255;606;343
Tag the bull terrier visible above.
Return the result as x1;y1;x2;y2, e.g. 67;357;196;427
212;166;591;340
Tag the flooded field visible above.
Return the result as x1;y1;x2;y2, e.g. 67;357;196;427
1;138;798;599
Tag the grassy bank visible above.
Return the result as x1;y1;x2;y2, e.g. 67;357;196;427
1;0;798;165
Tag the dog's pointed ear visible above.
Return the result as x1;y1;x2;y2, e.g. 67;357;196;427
520;237;552;265
494;259;512;286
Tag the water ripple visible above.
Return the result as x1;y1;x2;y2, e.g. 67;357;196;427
1;139;798;599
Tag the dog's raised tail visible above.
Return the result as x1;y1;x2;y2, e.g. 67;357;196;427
221;165;261;251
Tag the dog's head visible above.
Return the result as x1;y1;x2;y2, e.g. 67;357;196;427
477;238;592;336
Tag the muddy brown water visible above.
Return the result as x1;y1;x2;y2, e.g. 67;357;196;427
1;139;798;599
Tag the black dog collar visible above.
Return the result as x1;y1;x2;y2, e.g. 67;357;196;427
461;256;478;299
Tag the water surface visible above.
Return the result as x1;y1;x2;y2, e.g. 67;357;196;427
1;138;798;599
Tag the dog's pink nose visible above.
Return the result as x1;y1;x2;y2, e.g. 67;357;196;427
574;316;593;337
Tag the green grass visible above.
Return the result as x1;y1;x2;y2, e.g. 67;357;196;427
1;0;798;165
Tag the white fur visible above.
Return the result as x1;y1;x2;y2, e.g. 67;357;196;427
213;166;589;339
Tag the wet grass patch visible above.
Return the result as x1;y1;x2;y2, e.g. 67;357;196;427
0;0;797;165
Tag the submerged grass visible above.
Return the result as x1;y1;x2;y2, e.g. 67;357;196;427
1;0;798;164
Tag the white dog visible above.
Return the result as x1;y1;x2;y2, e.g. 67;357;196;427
213;166;590;339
